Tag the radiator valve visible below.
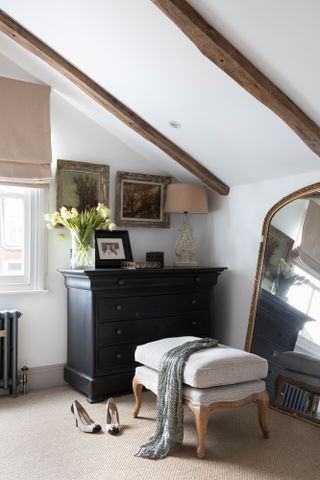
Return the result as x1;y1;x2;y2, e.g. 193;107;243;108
20;365;29;395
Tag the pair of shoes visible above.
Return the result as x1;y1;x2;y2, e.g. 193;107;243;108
71;398;120;435
71;400;102;433
106;397;120;435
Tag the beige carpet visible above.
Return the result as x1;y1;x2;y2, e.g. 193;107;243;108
0;386;319;480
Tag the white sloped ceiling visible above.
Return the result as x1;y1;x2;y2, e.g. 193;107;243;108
0;0;319;189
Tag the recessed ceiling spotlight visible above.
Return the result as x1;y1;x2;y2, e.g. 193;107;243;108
169;120;182;129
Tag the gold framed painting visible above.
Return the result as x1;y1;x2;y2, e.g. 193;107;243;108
115;171;171;228
264;225;294;279
56;159;109;211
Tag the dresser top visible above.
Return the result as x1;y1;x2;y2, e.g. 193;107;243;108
60;266;226;291
60;266;227;277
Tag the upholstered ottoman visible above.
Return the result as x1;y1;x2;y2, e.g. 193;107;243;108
132;337;269;458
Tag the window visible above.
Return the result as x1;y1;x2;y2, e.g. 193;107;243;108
287;266;320;345
0;185;46;292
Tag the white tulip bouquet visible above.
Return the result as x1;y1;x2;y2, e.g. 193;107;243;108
45;203;116;267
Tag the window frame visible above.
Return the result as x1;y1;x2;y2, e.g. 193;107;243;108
0;186;46;293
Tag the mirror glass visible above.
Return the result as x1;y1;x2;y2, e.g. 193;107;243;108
249;188;320;424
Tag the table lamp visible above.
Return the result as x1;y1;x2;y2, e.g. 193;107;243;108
164;183;208;266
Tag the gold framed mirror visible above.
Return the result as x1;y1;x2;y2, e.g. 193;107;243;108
245;182;320;425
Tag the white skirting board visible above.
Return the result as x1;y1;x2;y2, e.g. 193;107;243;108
22;364;67;391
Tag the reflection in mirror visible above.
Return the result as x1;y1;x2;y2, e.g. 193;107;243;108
247;185;320;425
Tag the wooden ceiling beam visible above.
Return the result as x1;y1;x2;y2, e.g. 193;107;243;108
152;0;320;157
0;10;229;195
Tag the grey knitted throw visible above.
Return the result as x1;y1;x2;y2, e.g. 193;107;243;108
135;337;219;459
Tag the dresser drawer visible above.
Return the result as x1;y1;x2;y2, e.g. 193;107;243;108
95;272;217;290
97;291;209;321
253;310;299;348
96;313;210;374
97;313;210;346
251;334;292;362
97;343;137;373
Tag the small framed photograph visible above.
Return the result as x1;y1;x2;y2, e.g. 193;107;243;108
56;159;109;211
115;171;171;228
95;230;133;268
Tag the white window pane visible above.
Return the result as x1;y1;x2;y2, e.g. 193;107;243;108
309;291;320;321
1;260;24;275
0;185;26;194
301;320;320;345
287;283;312;312
0;189;25;277
3;198;24;246
301;291;320;345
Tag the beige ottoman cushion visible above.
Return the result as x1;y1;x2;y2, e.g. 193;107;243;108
135;336;268;388
136;366;266;406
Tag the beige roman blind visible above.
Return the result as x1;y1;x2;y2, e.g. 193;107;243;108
296;200;320;278
0;77;52;187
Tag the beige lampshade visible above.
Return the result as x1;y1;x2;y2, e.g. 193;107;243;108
164;183;208;213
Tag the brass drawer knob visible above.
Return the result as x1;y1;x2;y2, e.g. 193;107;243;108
116;304;123;311
116;353;123;359
116;329;123;335
191;299;197;305
118;279;125;285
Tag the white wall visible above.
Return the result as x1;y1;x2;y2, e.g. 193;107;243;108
271;198;308;241
0;85;210;369
209;170;320;349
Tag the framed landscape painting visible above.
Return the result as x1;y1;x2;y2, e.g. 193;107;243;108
264;225;294;279
56;159;109;211
115;171;171;228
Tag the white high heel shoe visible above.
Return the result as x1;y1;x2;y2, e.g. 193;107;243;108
71;400;101;433
106;398;120;435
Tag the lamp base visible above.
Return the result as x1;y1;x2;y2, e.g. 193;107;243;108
174;260;198;267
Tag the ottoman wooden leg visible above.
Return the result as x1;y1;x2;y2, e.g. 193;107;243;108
132;376;144;418
256;390;270;439
191;404;210;459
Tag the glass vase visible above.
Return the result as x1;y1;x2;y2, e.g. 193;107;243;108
70;230;95;269
276;282;289;301
272;274;289;301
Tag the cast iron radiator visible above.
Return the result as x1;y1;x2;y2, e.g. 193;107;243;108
0;310;22;395
280;383;310;413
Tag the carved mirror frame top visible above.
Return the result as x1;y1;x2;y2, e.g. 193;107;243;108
245;182;320;352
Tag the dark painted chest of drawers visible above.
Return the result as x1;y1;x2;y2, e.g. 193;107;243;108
61;267;225;402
